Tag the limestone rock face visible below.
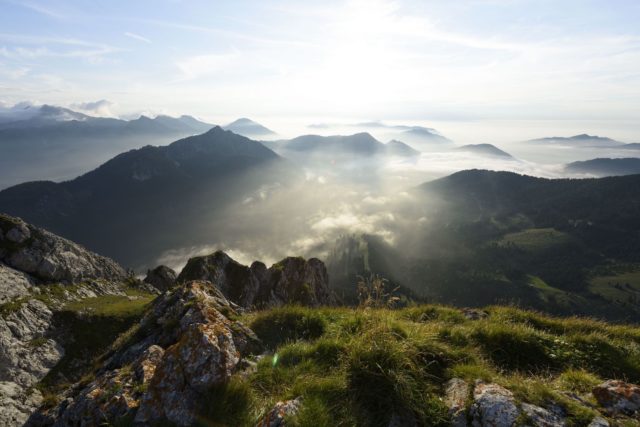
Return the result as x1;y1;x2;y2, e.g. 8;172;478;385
471;381;520;427
0;215;131;426
593;380;640;416
0;381;44;427
521;402;566;427
178;251;334;309
588;416;610;427
143;265;177;292
256;397;303;427
36;280;262;427
0;262;34;303
445;378;470;427
0;299;63;387
0;214;126;283
0;299;63;426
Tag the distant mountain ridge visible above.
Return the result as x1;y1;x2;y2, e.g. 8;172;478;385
527;134;624;147
267;132;419;157
0;104;214;189
565;158;640;177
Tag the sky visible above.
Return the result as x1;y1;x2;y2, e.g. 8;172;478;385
1;0;640;142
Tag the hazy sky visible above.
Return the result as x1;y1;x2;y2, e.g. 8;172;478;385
1;0;640;138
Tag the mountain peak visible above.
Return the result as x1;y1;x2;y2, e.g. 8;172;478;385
456;143;514;159
223;117;276;137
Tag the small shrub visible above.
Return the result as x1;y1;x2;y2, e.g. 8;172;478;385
471;323;558;372
40;391;61;409
403;306;466;324
0;297;27;317
28;336;49;348
346;333;424;426
567;333;640;381
557;369;601;393
278;339;345;368
197;379;254;426
288;396;335;427
448;363;495;382
356;275;400;309
250;307;326;349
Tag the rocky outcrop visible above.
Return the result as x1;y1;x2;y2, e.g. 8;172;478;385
0;299;63;426
588;416;610;427
445;378;469;427
0;214;131;426
443;378;637;427
521;402;565;427
0;381;44;427
471;381;520;426
256;397;303;427
143;265;177;292
0;300;63;388
592;380;640;417
32;280;262;426
178;251;334;308
0;214;126;283
0;262;34;304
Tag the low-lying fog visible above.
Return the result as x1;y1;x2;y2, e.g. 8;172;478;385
150;121;639;272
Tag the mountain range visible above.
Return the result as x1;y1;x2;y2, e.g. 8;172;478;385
565;158;640;177
0;104;214;189
329;169;640;320
0;126;297;266
527;134;624;147
266;132;418;158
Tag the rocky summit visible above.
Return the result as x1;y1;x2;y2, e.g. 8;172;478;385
178;251;334;309
0;214;126;284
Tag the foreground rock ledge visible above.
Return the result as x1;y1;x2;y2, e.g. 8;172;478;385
28;280;262;426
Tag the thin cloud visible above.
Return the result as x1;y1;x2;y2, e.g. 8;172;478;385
70;99;115;117
8;0;65;19
124;32;151;44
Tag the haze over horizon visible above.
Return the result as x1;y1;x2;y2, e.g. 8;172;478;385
1;0;640;142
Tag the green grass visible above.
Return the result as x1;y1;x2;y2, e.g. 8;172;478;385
36;296;640;426
195;304;640;426
249;307;326;349
0;297;28;317
38;289;156;394
498;227;571;251
589;270;640;303
63;289;155;317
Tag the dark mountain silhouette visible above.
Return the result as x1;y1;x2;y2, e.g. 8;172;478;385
0;127;297;267
456;143;514;159
324;170;640;320
565;158;640;177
